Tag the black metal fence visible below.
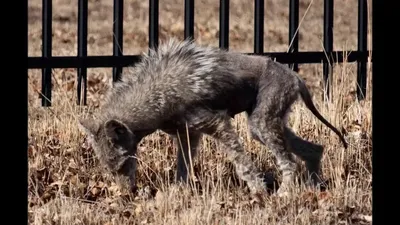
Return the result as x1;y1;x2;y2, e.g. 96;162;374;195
28;0;372;107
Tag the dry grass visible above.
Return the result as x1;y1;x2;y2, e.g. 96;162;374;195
28;0;372;224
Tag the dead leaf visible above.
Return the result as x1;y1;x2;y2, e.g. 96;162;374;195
65;148;74;155
155;190;165;207
42;192;53;201
109;203;119;209
318;191;331;200
49;181;64;187
91;187;100;196
352;214;372;222
122;210;131;217
28;145;35;157
69;158;78;169
65;80;74;91
69;174;78;185
134;205;143;215
97;181;105;189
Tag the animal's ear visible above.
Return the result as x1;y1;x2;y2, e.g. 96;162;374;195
104;119;133;144
78;117;99;136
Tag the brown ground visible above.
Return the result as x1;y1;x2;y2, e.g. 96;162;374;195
28;0;373;224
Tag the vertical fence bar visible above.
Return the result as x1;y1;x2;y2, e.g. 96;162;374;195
288;0;299;72
254;0;264;54
149;0;159;49
42;0;52;106
357;0;368;100
219;0;229;49
113;0;124;82
184;0;194;39
77;0;88;105
323;0;333;99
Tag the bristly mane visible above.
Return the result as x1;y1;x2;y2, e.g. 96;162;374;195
97;38;233;125
120;38;224;85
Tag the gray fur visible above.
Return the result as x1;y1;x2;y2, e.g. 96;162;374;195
78;38;348;196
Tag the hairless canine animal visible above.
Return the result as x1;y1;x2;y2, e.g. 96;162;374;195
78;38;348;197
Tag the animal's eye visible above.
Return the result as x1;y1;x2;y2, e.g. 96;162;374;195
107;138;117;147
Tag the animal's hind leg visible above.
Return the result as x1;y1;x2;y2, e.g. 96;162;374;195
199;113;268;195
248;113;297;196
284;127;324;187
247;90;300;196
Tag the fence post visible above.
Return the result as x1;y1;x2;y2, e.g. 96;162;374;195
42;0;52;107
254;0;264;54
113;0;124;82
77;0;88;105
184;0;194;39
323;0;333;100
357;0;368;100
219;0;229;50
149;0;159;50
288;0;299;72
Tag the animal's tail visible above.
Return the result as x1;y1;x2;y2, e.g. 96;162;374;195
298;79;348;149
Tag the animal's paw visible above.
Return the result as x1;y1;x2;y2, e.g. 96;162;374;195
274;183;293;198
276;189;291;198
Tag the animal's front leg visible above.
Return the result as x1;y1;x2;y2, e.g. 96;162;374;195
173;130;201;183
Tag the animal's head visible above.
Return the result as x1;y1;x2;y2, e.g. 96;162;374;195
78;116;139;191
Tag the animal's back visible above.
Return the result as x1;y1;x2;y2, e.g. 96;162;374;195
99;39;246;127
127;39;241;99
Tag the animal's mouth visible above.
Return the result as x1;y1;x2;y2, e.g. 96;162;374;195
116;156;134;175
113;157;137;191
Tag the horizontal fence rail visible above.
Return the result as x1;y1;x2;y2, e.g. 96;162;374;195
28;0;372;107
28;51;369;68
